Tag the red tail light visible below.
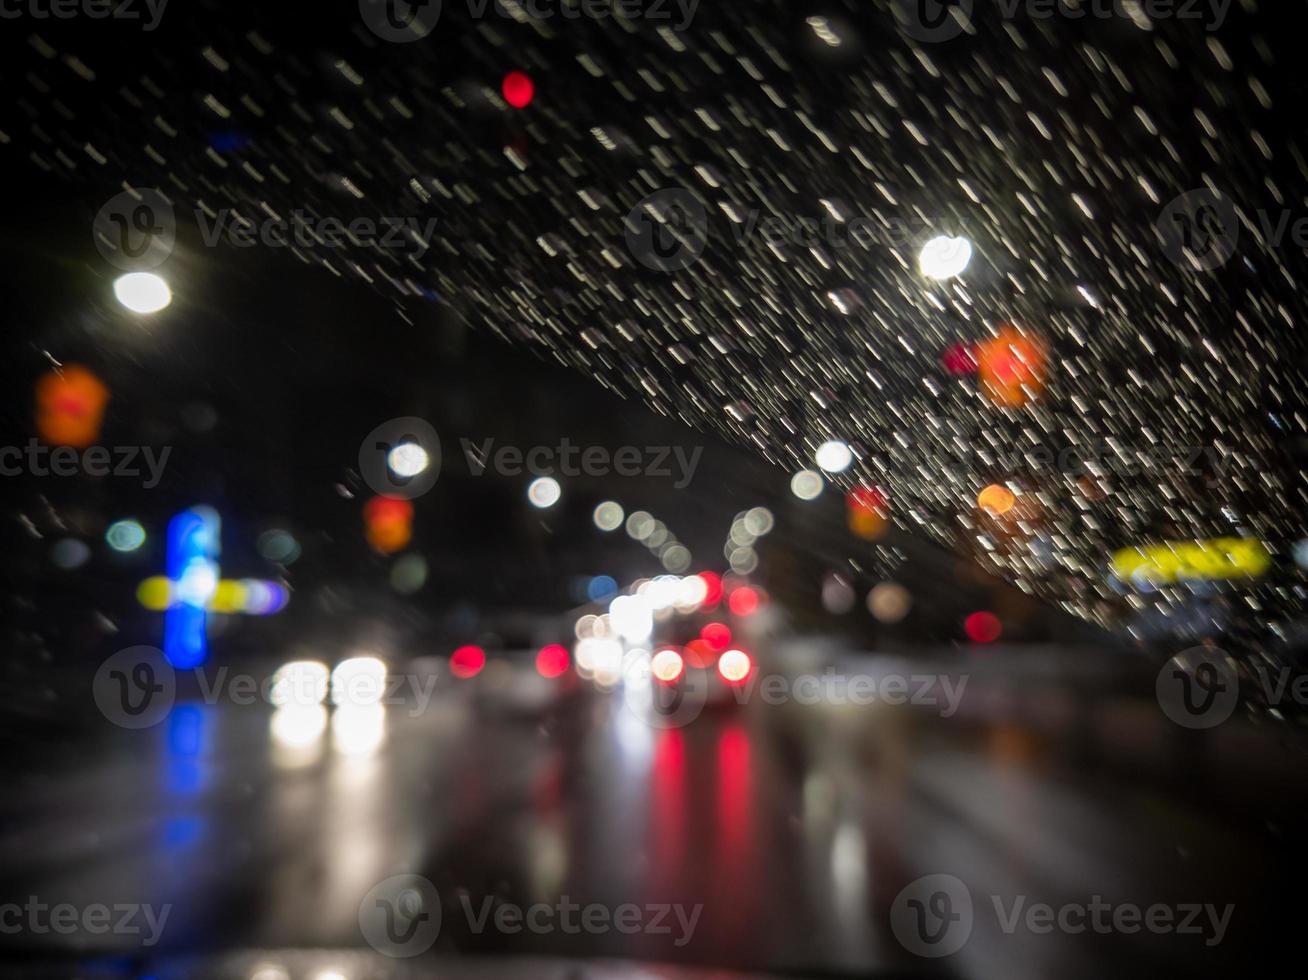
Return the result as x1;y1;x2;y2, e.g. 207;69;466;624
450;645;486;679
536;644;570;678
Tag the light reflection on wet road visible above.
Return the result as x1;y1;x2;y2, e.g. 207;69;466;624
2;647;1305;979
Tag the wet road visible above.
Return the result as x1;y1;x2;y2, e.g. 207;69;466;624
2;641;1306;979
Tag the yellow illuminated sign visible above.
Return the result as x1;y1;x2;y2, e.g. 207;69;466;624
1111;538;1271;584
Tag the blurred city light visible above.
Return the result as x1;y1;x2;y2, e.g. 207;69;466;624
363;495;413;554
977;325;1047;408
270;704;328;750
535;644;570;679
964;611;1003;644
386;441;430;478
449;645;486;679
700;622;731;651
270;661;330;707
331;704;386;755
586;574;619;601
501;70;535;109
790;469;824;500
650;647;684;684
868;582;912;623
918;234;973;280
106;519;147;552
625;510;656;540
821;573;857;614
162;506;221;668
256;529;301;564
593;500;624;531
815;440;853;473
51;538;90;570
698;570;724;607
977;484;1017;516
527;476;562;508
113;271;172;313
609;594;654;643
728;586;760;616
847;486;888;541
717;649;752;684
35;364;108;448
390;553;429;594
330;656;387;707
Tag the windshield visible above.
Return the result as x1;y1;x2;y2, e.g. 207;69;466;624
0;2;1305;979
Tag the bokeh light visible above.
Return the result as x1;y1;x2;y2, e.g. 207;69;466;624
815;440;853;473
918;235;972;280
728;586;760;616
387;442;430;478
35;364;108;448
717;649;752;684
270;661;330;707
790;469;824;500
106;519;146;553
527;476;562;509
501;70;534;109
593;500;624;531
868;582;912;624
977;484;1017;516
113;271;172;313
450;645;486;679
536;644;570;679
330;656;387;707
650;648;684;683
964;611;1003;644
976;325;1046;408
